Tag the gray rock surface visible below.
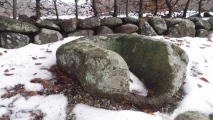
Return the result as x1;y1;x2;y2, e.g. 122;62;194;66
148;16;167;35
175;111;209;120
34;28;63;44
166;19;195;37
165;18;184;28
0;16;39;33
196;29;208;37
122;17;139;24
56;34;188;108
68;30;94;36
188;17;210;30
114;23;139;34
101;17;123;28
57;18;77;32
0;32;30;49
56;40;129;99
36;19;60;31
97;26;114;35
78;17;100;29
208;18;213;30
138;19;157;36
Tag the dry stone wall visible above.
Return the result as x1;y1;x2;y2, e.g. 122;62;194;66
0;16;213;49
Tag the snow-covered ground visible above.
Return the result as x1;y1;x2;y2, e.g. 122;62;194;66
0;34;213;120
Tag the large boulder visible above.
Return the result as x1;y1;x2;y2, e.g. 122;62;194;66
101;17;123;28
174;111;209;120
57;18;77;33
56;34;188;108
56;40;129;99
122;17;139;24
165;19;195;37
148;16;167;35
165;18;184;28
0;16;39;33
114;23;139;34
68;30;94;36
34;28;63;44
208;18;213;30
188;17;210;30
97;26;114;35
0;32;30;49
138;19;157;36
36;19;60;31
196;29;208;37
78;17;100;29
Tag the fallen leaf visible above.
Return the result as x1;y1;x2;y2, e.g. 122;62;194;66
186;45;190;47
199;47;205;49
0;52;3;56
46;49;52;53
10;68;15;70
197;84;202;88
29;91;38;96
170;40;175;42
4;69;9;72
148;89;155;97
32;57;37;60
42;80;50;88
35;63;42;65
4;73;14;76
39;57;47;59
50;85;61;91
33;73;37;75
176;39;184;42
202;44;211;47
60;37;64;41
30;78;42;83
197;72;203;75
199;77;209;83
129;79;133;83
4;50;7;53
142;109;155;116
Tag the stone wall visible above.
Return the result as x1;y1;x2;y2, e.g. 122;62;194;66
0;16;213;49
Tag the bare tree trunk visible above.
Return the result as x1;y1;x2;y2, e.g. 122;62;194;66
139;0;143;18
53;0;59;20
13;0;17;19
113;0;118;17
198;0;203;17
126;0;129;17
36;0;41;19
183;0;190;18
92;0;99;17
165;0;179;18
154;0;158;15
75;0;78;19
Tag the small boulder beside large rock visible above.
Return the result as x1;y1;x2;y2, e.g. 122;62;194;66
148;16;167;35
101;17;123;28
114;23;139;34
57;18;77;33
78;17;100;29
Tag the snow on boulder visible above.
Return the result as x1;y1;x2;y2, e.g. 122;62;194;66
56;34;188;109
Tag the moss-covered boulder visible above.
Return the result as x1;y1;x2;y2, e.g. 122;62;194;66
34;28;63;44
56;40;130;99
97;26;114;35
57;18;77;33
0;16;38;33
175;111;209;120
101;17;123;28
0;32;30;49
148;16;167;35
68;30;94;36
166;19;195;37
114;23;139;34
78;17;100;29
56;34;188;108
36;19;60;31
138;19;157;36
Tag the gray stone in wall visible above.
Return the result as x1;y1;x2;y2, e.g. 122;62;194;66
122;17;139;24
57;18;77;33
148;16;167;35
78;17;100;29
0;16;39;33
18;14;31;23
36;19;60;31
34;28;63;45
196;29;208;37
68;30;94;36
97;26;114;35
101;17;123;28
0;32;30;49
174;111;209;120
166;19;195;37
208;18;213;30
188;17;210;30
114;23;139;34
165;18;184;28
138;19;157;36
